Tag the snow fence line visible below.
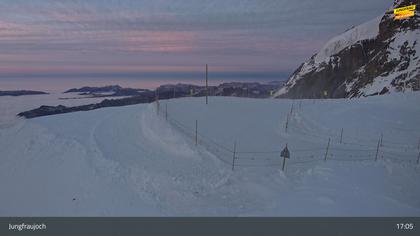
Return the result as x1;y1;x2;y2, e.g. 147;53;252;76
152;100;420;171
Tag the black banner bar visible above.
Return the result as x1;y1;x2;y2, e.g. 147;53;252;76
1;217;419;236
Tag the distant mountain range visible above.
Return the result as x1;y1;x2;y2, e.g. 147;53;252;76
275;0;419;98
0;90;48;96
18;81;283;118
63;85;149;98
64;81;283;99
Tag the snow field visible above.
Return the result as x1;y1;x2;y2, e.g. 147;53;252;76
0;93;419;216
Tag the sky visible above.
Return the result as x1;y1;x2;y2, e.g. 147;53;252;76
0;0;392;84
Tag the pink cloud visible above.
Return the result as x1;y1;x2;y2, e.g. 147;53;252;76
118;31;197;53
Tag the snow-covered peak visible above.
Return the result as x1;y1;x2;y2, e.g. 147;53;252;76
274;14;384;98
314;16;382;64
275;4;419;99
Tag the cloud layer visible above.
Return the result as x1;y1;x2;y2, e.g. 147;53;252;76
0;0;391;79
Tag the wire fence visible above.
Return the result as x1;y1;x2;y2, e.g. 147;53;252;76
154;100;420;170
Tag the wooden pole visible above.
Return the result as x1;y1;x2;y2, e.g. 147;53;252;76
285;113;289;133
324;138;330;161
206;64;208;105
195;120;198;146
375;138;380;161
340;128;343;144
155;89;160;115
232;141;237;171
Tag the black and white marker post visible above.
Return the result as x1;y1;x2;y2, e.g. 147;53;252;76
281;144;290;172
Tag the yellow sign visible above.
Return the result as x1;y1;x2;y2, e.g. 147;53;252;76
395;11;415;19
394;5;416;14
394;4;416;20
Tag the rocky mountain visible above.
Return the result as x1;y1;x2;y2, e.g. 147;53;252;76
275;0;419;98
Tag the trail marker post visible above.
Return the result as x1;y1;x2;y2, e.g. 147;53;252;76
232;141;237;171
324;138;331;161
340;128;344;144
281;144;290;172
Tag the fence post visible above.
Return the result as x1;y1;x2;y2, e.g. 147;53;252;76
290;102;294;115
155;89;160;115
417;137;420;150
232;141;237;171
165;103;168;121
324;138;330;161
375;138;380;161
417;150;420;165
340;128;343;144
380;133;383;147
195;120;198;146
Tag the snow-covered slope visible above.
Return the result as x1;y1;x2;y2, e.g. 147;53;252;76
1;94;420;216
275;0;420;98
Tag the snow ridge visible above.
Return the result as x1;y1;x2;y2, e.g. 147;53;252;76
314;16;382;64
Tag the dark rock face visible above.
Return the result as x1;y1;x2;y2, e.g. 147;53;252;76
18;91;155;119
275;0;419;99
0;90;48;96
